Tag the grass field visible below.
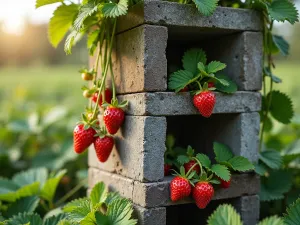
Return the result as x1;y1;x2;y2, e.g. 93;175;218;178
0;62;299;116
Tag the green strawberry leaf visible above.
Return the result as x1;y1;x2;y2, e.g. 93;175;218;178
227;156;254;172
6;196;40;218
207;204;243;225
102;0;129;18
90;182;108;207
192;0;219;16
44;214;68;225
215;74;237;93
195;153;211;169
74;2;99;31
259;150;282;170
5;212;42;225
264;67;282;84
269;91;294;124
63;197;89;213
48;4;79;48
168;70;200;92
210;179;221;185
258;216;284;225
260;170;292;201
206;61;226;74
182;48;207;74
210;164;230;182
213;142;234;162
255;162;268;176
266;0;299;24
177;155;190;165
284;198;300;225
272;35;289;56
66;199;92;223
198;62;207;75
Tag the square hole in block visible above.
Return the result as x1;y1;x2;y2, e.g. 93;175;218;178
166;198;240;225
166;30;262;91
167;114;245;160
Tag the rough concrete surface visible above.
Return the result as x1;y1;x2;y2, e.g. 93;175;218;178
112;25;168;94
118;1;262;34
89;168;260;208
134;205;166;225
233;195;260;225
117;92;261;116
89;116;167;182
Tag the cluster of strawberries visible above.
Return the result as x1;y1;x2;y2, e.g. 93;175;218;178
169;161;231;209
73;71;126;163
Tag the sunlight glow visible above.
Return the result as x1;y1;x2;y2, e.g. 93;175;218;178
0;0;58;35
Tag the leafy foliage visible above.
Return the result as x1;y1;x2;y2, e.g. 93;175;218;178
214;74;237;94
102;0;129;18
36;0;63;8
5;212;43;225
259;150;282;170
258;216;284;225
6;196;40;218
207;204;242;225
49;4;79;48
168;70;199;92
266;0;299;24
192;0;219;16
284;199;300;225
269;91;294;124
206;61;226;74
182;48;207;74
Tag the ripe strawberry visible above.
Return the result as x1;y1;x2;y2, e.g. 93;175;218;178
193;182;214;209
103;106;125;134
193;91;216;118
92;89;113;106
208;82;215;88
94;135;114;162
164;164;172;176
170;176;192;201
184;160;200;174
180;86;189;92
219;178;231;189
73;124;96;154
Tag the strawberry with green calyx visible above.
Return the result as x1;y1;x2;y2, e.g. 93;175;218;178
82;85;97;99
92;88;113;107
73;114;98;154
170;166;197;202
93;127;114;163
177;146;201;174
193;82;216;118
208;82;215;88
79;68;95;81
103;99;128;135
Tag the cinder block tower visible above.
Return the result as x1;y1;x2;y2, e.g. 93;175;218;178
89;1;263;224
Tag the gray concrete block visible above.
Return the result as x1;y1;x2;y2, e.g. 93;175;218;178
89;116;167;182
134;205;166;225
207;32;263;91
118;1;262;34
112;25;168;94
118;92;261;116
89;168;260;208
232;195;260;225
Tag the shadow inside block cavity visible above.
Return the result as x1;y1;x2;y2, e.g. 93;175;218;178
167;114;241;160
167;32;243;86
166;198;238;225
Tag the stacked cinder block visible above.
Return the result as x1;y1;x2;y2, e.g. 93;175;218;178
88;1;263;224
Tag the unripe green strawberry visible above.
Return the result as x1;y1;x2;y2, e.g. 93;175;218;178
73;124;96;154
103;106;125;134
170;176;192;201
94;135;114;162
81;72;93;81
193;91;216;118
193;181;214;209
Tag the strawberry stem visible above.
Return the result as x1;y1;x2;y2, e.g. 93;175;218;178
193;157;204;177
92;18;117;119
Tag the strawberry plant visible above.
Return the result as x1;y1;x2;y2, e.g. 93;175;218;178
206;198;300;225
0;179;137;225
168;48;237;117
169;141;254;208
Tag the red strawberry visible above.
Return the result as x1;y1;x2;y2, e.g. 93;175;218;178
73;124;96;154
170;177;192;201
103;106;125;134
193;182;214;209
208;82;215;88
164;164;172;176
184;160;200;174
94;135;114;162
193;91;216;118
219;178;231;189
180;86;189;92
92;89;113;106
